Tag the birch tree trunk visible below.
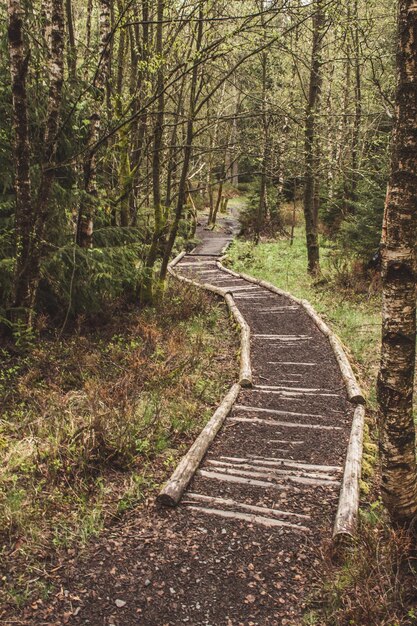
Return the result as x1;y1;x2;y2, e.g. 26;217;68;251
303;0;324;275
377;0;417;528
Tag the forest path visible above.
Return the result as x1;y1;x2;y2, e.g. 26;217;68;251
25;218;354;626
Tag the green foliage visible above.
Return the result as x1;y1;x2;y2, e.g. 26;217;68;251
239;181;284;238
337;178;386;262
321;136;390;264
40;236;148;318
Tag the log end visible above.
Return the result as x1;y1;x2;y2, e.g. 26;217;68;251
156;490;178;507
349;392;366;406
331;528;356;561
240;376;253;388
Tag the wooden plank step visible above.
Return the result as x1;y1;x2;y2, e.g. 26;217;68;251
249;456;342;471
185;505;310;531
221;456;343;473
184;493;311;520
206;460;340;484
267;361;317;366
254;334;313;341
252;387;340;398
229;416;343;431
234;404;329;420
197;469;286;489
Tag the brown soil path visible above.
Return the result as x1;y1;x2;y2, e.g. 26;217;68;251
16;221;354;626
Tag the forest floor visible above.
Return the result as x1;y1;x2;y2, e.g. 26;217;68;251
0;282;238;619
2;215;416;626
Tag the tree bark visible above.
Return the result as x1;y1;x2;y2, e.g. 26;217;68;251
77;0;112;248
159;2;204;281
349;0;362;209
141;0;165;303
376;0;417;528
8;0;33;320
8;0;65;327
65;0;76;80
303;0;324;275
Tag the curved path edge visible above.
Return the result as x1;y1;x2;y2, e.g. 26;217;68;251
159;244;366;545
216;259;366;544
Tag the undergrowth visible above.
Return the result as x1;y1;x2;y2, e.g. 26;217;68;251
0;282;238;609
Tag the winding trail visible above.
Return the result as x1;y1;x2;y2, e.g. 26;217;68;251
23;220;355;626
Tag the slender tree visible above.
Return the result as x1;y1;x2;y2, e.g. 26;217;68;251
77;0;112;248
377;0;417;528
141;0;165;303
8;0;32;322
159;1;204;281
303;0;325;275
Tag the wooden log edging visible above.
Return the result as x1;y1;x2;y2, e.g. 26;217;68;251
170;250;187;268
168;265;228;298
332;404;365;541
216;262;364;404
167;264;253;387
216;260;366;543
158;255;253;507
225;294;252;387
158;383;241;506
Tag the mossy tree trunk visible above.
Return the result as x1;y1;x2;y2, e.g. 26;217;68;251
77;0;111;248
8;0;64;328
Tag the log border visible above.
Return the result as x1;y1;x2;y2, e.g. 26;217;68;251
333;404;365;540
162;245;366;542
216;259;366;543
167;262;252;387
157;384;241;506
216;262;364;404
158;251;253;507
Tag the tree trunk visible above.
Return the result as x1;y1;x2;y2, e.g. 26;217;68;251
303;0;324;275
65;0;76;80
8;0;65;327
141;0;165;304
159;2;204;281
376;0;417;528
77;0;111;248
84;0;93;79
8;0;33;321
211;182;223;227
349;0;362;209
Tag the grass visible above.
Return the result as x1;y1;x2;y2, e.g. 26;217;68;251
225;226;381;405
0;282;238;610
